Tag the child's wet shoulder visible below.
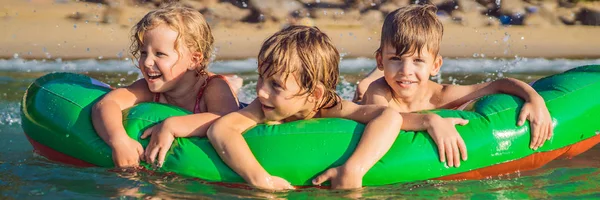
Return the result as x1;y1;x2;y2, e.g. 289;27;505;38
366;78;392;95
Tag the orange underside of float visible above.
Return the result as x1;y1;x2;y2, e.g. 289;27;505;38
436;134;600;180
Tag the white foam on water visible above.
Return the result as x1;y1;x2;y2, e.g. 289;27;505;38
2;57;598;74
0;58;137;73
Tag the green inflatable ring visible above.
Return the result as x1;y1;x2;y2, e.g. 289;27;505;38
21;65;600;186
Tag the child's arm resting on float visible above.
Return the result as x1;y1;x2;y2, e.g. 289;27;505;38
362;78;469;167
141;113;221;167
141;76;240;167
91;79;153;168
443;78;552;150
207;100;294;191
313;102;469;189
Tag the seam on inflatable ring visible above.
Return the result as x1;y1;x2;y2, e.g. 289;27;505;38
35;84;84;108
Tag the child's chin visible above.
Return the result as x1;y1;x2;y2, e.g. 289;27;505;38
393;89;415;98
263;114;282;122
147;85;163;93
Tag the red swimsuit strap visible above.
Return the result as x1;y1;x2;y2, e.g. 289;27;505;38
154;75;230;113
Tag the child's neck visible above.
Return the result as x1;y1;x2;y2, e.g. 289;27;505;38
284;100;321;123
392;81;442;112
163;72;207;111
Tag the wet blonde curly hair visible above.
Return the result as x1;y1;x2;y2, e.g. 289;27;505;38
130;5;214;73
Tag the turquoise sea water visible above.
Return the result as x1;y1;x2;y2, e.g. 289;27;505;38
2;58;600;199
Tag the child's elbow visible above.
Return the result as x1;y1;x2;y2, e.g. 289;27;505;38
382;108;403;126
91;100;106;117
207;120;227;142
206;123;219;142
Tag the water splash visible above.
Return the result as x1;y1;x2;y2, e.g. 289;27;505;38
0;103;21;126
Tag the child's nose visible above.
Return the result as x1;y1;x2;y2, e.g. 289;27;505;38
142;57;155;68
256;84;269;100
399;64;414;75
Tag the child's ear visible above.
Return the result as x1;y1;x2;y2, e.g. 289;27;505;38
189;52;204;70
310;84;325;103
376;51;384;71
430;55;443;76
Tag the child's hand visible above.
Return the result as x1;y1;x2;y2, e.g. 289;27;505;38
249;174;295;191
312;165;363;189
110;136;144;168
518;97;553;150
141;121;176;168
426;115;469;168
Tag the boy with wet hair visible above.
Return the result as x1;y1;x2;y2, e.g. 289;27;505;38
356;3;553;167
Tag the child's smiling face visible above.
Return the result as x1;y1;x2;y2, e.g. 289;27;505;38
256;69;317;123
138;24;196;93
377;44;442;99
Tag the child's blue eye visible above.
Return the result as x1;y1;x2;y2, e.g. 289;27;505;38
390;57;401;61
140;51;147;56
415;59;424;62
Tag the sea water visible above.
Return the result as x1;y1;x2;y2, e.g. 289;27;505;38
1;57;600;199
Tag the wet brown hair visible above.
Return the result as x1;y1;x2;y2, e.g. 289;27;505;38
130;5;214;73
377;3;443;57
258;25;341;109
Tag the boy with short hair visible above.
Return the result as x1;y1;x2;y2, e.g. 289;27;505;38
356;3;553;167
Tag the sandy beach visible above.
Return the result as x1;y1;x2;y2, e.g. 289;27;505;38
1;0;600;60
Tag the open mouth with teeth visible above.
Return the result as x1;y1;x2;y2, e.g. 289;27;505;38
396;80;417;88
397;80;416;84
147;73;163;80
